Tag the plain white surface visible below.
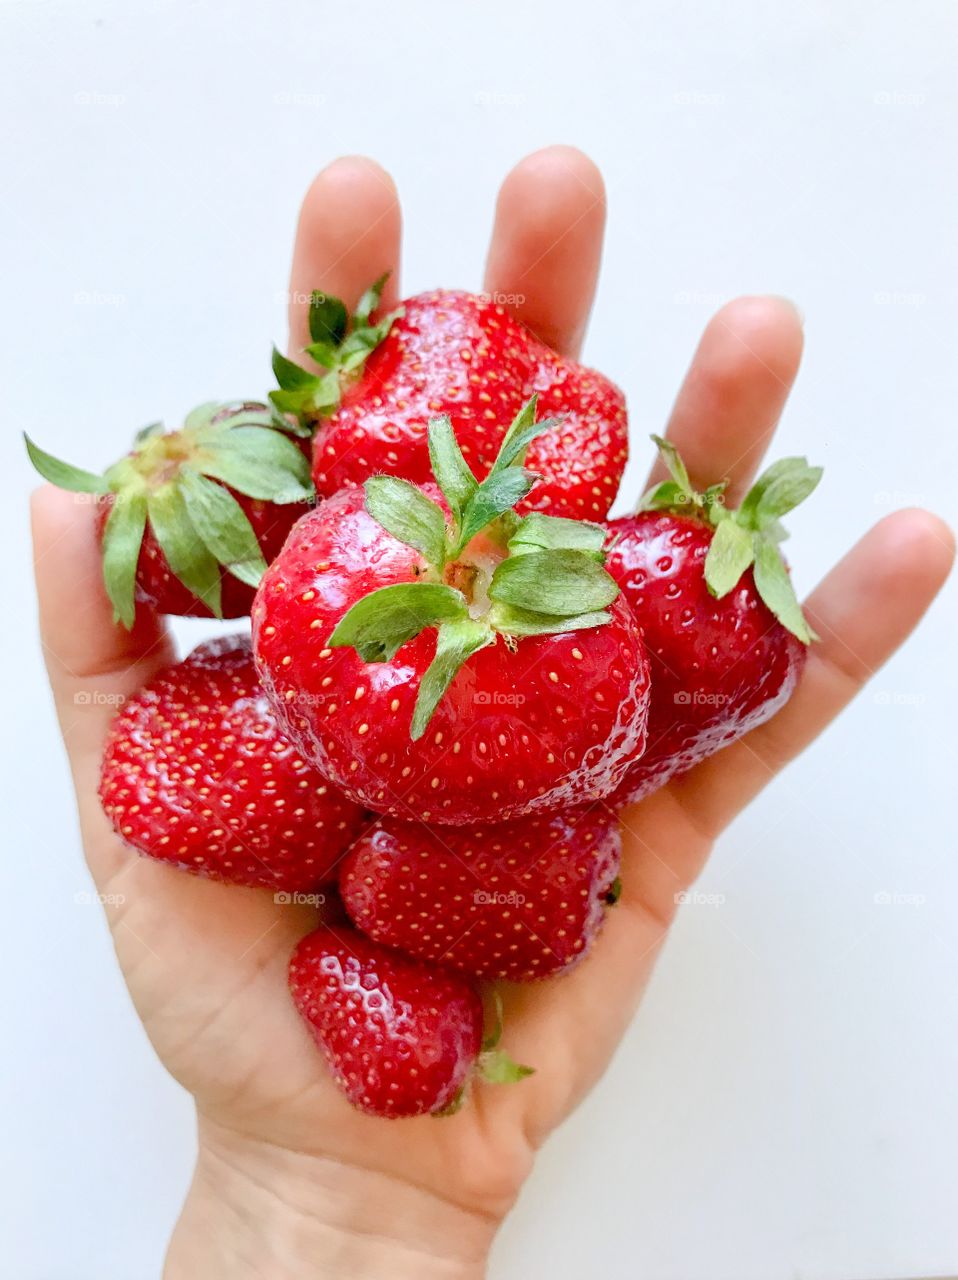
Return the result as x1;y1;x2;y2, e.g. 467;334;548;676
2;1;957;1276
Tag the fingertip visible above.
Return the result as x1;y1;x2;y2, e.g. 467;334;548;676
289;156;402;350
485;145;606;356
871;507;956;587
706;294;805;386
300;155;399;223
501;144;606;206
31;481;97;561
31;481;170;693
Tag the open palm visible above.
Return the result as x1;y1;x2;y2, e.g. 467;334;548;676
31;148;953;1251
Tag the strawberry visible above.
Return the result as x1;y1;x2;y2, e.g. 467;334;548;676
273;285;628;521
99;636;365;891
25;401;314;624
339;808;621;982
289;927;532;1117
253;400;651;826
604;437;820;806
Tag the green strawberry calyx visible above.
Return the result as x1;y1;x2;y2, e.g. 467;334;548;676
432;993;534;1117
270;273;403;423
328;395;622;738
639;434;822;645
25;401;314;628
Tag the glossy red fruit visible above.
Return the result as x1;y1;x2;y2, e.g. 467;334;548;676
288;927;484;1117
253;485;650;826
26;401;314;625
99;636;365;891
603;439;819;806
339;808;621;981
310;291;628;521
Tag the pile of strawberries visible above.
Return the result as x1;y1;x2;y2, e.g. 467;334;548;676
28;280;820;1117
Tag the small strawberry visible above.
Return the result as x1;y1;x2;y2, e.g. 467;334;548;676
604;437;820;806
289;927;532;1117
339;808;621;982
99;636;365;891
253;399;651;826
25;401;314;624
274;286;628;521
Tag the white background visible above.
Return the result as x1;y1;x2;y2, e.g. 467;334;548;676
2;2;957;1277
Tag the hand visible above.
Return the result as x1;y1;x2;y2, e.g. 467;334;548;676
31;147;954;1279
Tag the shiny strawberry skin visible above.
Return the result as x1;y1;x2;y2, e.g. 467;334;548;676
339;808;621;981
604;512;807;805
311;290;627;520
288;927;482;1117
252;486;651;826
99;636;365;890
94;489;306;619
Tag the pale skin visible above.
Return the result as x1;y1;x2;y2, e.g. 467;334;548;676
31;147;954;1278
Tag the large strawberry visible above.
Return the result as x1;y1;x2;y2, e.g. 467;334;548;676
25;401;314;624
273;285;628;521
289;927;532;1117
339;808;621;981
605;437;820;806
253;400;651;826
100;636;365;891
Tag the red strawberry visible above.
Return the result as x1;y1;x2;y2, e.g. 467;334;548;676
604;437;819;806
26;401;314;625
289;927;532;1117
339;808;621;981
253;401;651;826
99;635;365;891
273;286;628;521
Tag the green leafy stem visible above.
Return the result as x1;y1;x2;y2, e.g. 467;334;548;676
329;397;621;738
639;434;822;644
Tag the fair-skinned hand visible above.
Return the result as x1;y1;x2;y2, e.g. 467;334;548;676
31;147;954;1279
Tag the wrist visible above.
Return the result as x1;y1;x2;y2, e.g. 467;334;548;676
165;1116;498;1280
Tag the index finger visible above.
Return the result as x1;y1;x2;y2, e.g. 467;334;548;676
287;156;402;356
